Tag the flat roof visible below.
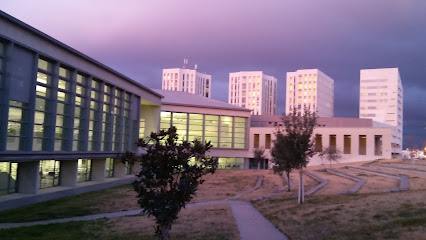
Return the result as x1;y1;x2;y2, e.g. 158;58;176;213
154;89;251;112
0;10;162;99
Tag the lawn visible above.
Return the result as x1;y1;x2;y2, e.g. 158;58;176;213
253;189;426;240
0;204;239;240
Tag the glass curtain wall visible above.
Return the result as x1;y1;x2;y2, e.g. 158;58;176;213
102;84;112;151
188;114;203;142
55;67;72;151
0;162;18;195
39;160;60;189
220;116;233;148
7;101;27;150
77;159;92;182
33;58;52;151
204;115;219;147
160;112;171;130
234;117;246;148
73;74;88;151
122;93;131;150
88;80;101;151
113;89;123;151
173;113;187;143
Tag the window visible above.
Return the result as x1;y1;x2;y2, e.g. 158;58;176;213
188;114;203;141
39;160;60;189
112;89;123;151
234;117;246;149
374;135;382;156
173;113;188;143
73;74;88;151
254;134;260;148
204;115;219;147
265;134;271;149
8;101;28;150
55;66;72;151
106;158;114;178
329;135;336;149
77;159;91;183
0;162;18;195
220;116;233;148
160;112;172;130
344;135;351;154
315;134;322;152
359;135;366;155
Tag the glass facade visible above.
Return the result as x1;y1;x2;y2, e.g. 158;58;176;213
55;67;72;151
106;158;114;178
159;111;247;149
7;101;27;151
0;162;18;195
73;74;88;151
218;158;244;169
39;160;60;189
77;159;91;183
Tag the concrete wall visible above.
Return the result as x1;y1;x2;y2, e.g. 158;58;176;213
249;126;392;166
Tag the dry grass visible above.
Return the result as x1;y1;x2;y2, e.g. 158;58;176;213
191;170;260;202
238;169;284;201
100;204;239;240
254;190;426;240
0;204;239;240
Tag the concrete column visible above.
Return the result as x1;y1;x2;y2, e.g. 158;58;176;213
352;135;360;156
323;134;330;149
60;160;78;187
113;158;126;178
91;158;106;181
18;161;39;194
367;133;375;157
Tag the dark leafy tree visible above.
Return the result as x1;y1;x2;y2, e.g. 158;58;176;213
271;108;317;203
319;146;342;168
122;126;218;240
253;148;266;170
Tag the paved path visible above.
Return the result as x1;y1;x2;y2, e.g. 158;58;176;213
0;199;289;240
230;201;288;240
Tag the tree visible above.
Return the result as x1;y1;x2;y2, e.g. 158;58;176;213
319;146;342;168
408;146;419;159
271;108;317;204
253;148;266;170
271;129;296;191
122;126;218;240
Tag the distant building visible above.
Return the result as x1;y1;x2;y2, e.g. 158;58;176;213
285;69;334;117
359;68;403;155
162;60;211;98
228;71;277;115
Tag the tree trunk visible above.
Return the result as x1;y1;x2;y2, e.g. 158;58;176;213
298;168;304;204
257;161;260;170
287;171;291;192
161;223;171;240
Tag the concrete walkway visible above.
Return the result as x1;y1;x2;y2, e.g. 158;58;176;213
230;201;288;240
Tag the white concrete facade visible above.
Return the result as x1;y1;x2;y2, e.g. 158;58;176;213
228;71;277;115
360;68;403;155
286;69;334;117
249;126;392;167
162;67;211;98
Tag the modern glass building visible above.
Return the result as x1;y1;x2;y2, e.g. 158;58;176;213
154;90;251;169
0;11;162;210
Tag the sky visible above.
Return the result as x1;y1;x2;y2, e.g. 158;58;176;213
1;0;425;148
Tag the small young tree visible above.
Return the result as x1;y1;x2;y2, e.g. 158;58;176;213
123;126;218;240
271;108;317;204
271;129;296;191
253;148;266;170
319;146;342;168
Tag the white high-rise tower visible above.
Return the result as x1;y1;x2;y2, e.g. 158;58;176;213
228;71;277;115
360;68;403;154
162;59;211;98
285;69;334;117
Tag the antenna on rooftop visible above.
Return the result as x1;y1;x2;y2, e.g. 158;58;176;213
194;64;198;70
183;58;188;69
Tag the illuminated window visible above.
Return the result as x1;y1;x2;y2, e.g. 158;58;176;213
220;116;233;148
106;158;114;178
77;159;92;182
0;162;18;195
234;117;246;148
39;160;60;189
8;101;27;151
173;113;188;143
188;114;203;141
205;115;219;147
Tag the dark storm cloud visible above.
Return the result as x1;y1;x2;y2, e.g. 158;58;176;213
2;0;425;147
